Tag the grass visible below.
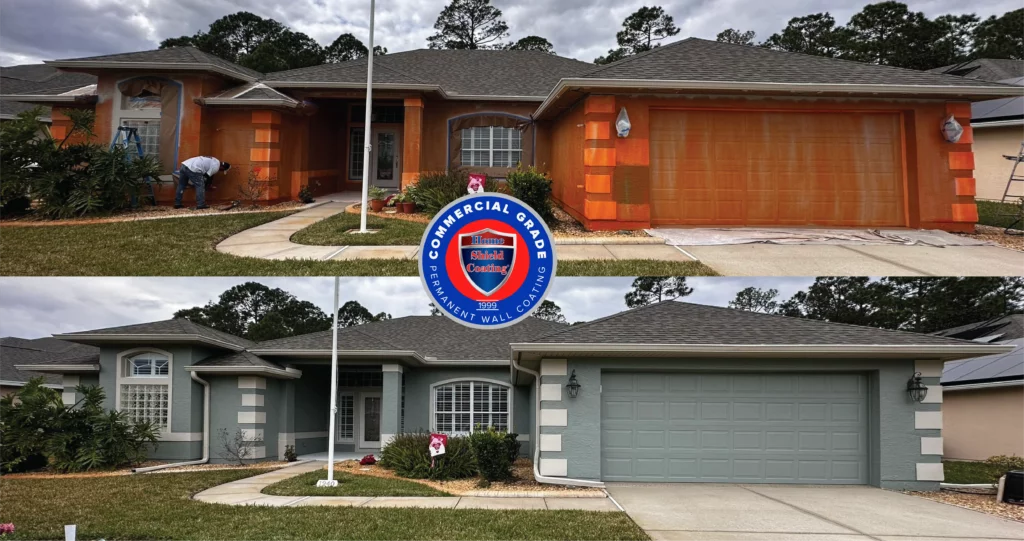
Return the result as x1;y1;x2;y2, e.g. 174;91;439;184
0;212;716;276
943;460;1004;484
262;470;450;497
292;212;426;246
0;470;648;540
976;200;1023;230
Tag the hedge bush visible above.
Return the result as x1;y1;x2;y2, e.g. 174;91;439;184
411;169;501;216
469;426;514;481
378;432;476;481
505;432;522;462
985;455;1024;482
505;164;553;224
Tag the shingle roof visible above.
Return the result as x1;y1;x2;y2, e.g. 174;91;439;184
1;64;95;115
942;338;1023;386
1;337;99;385
266;49;595;98
530;301;983;346
0;100;50;120
254;325;401;352
58;318;256;349
50;47;262;81
192;350;285;369
930;59;1024;83
580;38;1003;89
933;314;1024;342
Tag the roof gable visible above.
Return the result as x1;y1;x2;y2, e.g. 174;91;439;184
57;318;255;349
46;47;262;82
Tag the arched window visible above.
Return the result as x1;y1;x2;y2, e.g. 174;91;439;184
118;350;171;429
432;380;510;435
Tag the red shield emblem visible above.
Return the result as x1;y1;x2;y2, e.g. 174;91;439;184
459;229;516;296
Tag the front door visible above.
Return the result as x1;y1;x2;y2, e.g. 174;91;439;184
371;128;401;190
359;392;382;448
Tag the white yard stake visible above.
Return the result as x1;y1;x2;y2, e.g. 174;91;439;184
358;0;376;233
317;277;341;487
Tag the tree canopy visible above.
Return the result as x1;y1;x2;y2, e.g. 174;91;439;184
533;300;568;323
728;287;780;313
596;6;680;64
174;282;330;341
336;300;391;328
506;36;556;54
323;33;385;63
716;29;756;45
427;0;509;49
624;277;693;308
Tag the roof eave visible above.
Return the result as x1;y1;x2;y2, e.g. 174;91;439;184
0;379;63;389
972;118;1024;128
510;342;1014;361
13;363;100;373
44;60;258;83
183;365;302;379
250;348;427;365
0;94;97;104
263;81;439;91
942;378;1024;391
53;333;246;352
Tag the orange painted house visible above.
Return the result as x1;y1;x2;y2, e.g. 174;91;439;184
5;39;1016;231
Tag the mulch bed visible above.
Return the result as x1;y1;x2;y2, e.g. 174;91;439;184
1;201;305;227
907;489;1024;522
954;224;1024;252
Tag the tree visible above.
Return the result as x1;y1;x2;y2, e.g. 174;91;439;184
337;300;391;328
324;33;369;63
973;9;1024;59
594;47;629;65
624;277;693;308
761;13;852;57
729;287;779;313
429;303;443;316
932;14;980;65
716;29;756;45
506;36;556;54
174;282;330;341
776;277;880;326
533;300;567;323
427;0;509;50
845;2;943;70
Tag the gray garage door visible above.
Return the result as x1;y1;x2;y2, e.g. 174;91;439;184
601;372;869;484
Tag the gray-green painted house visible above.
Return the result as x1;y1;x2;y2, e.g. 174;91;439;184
15;302;1011;490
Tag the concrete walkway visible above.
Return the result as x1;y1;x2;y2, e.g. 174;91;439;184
193;461;618;511
607;483;1024;541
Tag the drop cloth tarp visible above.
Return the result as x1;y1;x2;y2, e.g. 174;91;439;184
646;228;992;247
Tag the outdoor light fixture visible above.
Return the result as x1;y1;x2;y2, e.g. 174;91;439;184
566;370;581;398
907;372;928;403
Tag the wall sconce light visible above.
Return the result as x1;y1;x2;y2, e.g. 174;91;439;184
907;372;928;403
566;370;581;398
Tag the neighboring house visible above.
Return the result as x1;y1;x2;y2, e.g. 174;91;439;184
0;336;99;396
0;64;96;125
935;314;1024;461
1;41;1018;231
14;302;1012;490
930;59;1024;202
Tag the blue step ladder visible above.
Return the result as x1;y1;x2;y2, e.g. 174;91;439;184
110;126;157;206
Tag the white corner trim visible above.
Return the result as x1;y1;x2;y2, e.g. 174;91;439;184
540;383;562;402
539;458;568;477
380;433;395;447
238;411;267;424
159;432;203;442
539;434;562;452
915;411;942;430
540;359;567;377
540;409;567;427
238;376;267;389
240;428;265;442
382;364;404;373
921;437;944;455
917;462;944;481
241;393;265;407
61;392;77;406
915;360;944;378
922;385;943;404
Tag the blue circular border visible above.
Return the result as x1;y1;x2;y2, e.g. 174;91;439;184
418;192;558;330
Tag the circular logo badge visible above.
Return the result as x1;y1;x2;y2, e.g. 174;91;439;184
418;192;557;329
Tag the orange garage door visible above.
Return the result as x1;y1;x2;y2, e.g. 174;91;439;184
649;110;906;227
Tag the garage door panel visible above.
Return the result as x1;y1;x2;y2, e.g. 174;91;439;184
601;372;869;484
650;110;904;226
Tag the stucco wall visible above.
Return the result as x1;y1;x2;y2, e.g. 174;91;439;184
972;126;1024;201
537;357;942;490
421;99;544;176
943;385;1024;460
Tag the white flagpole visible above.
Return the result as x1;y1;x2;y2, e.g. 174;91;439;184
358;0;376;233
320;277;341;486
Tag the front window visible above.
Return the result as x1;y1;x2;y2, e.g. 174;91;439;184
349;128;365;180
119;352;170;429
335;393;354;441
120;119;160;158
129;353;169;377
461;127;522;168
434;381;509;434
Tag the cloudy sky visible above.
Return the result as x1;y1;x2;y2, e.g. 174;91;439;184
0;0;1014;66
0;277;813;338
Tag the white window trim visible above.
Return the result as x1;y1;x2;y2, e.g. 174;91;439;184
115;347;173;433
429;377;513;435
461;126;522;168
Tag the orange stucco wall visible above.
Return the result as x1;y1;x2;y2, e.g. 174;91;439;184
549;94;978;231
421;99;545;174
943;386;1024;461
549;102;586;221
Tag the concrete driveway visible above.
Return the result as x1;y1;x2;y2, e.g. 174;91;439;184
606;484;1024;541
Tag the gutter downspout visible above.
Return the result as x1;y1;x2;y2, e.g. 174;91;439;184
511;355;604;488
133;372;210;473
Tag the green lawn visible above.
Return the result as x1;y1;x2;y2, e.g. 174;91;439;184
292;212;426;246
943;460;1004;484
977;200;1023;230
0;212;715;276
263;470;450;497
0;470;648;541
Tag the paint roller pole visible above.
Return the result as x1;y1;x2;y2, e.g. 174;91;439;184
317;277;341;487
358;0;376;233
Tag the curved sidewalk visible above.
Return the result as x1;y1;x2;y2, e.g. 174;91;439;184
215;202;691;263
193;461;618;510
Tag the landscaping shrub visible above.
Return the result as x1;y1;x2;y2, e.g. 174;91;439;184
469;426;513;482
0;379;159;473
360;454;377;465
284;445;297;462
504;432;522;462
984;455;1024;482
505;164;553;224
0;107;161;219
411;169;500;216
378;432;476;480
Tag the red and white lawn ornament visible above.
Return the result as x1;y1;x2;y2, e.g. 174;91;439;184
467;173;486;194
429;433;448;468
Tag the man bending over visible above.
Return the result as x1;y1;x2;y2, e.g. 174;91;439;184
175;156;231;210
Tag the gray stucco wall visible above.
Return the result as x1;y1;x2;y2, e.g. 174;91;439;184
538;357;942;490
